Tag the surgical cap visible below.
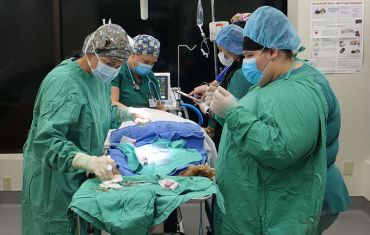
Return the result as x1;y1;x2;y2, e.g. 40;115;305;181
215;24;244;55
132;35;160;57
82;22;131;61
243;6;301;51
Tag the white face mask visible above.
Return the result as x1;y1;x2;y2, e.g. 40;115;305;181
84;31;120;83
86;53;120;83
218;52;234;66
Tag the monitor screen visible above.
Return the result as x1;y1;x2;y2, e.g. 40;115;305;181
154;73;171;101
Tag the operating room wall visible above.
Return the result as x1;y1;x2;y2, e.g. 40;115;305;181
288;0;370;198
0;0;55;153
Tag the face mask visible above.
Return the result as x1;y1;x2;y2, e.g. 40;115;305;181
87;53;120;83
242;49;271;85
134;63;153;76
218;52;233;66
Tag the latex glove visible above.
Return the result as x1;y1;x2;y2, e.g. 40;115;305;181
189;84;208;99
72;153;116;180
205;85;218;106
210;86;237;118
127;107;152;125
196;102;210;115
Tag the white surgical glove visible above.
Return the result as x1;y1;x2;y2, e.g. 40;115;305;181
197;102;210;115
72;153;116;180
189;84;208;99
205;85;218;106
127;107;152;125
210;86;237;118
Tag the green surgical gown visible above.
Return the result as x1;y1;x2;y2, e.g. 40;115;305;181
22;59;126;234
68;175;225;235
211;66;252;145
213;63;329;235
111;62;160;108
299;62;350;216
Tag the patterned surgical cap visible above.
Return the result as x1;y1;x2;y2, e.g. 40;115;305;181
132;34;160;57
230;13;251;28
82;20;132;61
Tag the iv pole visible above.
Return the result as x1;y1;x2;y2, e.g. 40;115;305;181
210;0;218;79
177;44;197;89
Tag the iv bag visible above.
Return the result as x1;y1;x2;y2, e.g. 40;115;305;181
196;0;204;27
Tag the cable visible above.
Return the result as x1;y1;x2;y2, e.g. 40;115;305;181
148;80;161;101
180;103;204;126
200;37;210;58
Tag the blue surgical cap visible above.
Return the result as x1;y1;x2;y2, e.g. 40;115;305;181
243;6;301;51
133;34;160;57
215;24;244;55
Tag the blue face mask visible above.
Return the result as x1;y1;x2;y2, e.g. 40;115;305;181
242;58;263;85
242;49;271;85
87;54;120;83
134;63;153;76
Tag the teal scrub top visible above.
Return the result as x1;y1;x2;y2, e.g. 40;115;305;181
111;63;161;108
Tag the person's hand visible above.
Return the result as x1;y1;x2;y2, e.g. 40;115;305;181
205;85;218;106
156;101;166;111
195;102;210;115
127;107;152;125
189;84;208;99
210;86;237;117
72;153;116;180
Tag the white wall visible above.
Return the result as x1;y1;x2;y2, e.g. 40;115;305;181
288;0;370;198
0;154;23;191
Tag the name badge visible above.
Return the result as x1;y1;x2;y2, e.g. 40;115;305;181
149;99;158;108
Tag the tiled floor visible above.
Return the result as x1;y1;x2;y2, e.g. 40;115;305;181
0;204;21;235
1;194;370;235
324;210;370;235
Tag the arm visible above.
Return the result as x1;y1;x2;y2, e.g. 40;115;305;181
152;78;165;110
33;86;84;172
189;80;218;99
110;105;152;129
111;86;127;109
110;105;131;129
213;70;251;126
34;76;119;179
224;87;321;170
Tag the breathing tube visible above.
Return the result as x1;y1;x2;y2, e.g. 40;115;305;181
180;103;204;126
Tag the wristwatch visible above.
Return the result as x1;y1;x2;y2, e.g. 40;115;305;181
205;107;211;116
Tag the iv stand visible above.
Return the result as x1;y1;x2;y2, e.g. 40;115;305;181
175;44;197;110
210;0;218;79
177;44;197;89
